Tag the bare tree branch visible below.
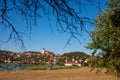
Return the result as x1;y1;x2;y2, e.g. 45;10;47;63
0;0;102;48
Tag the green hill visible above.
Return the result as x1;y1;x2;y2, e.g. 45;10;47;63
62;51;90;59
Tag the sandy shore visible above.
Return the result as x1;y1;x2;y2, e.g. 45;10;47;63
0;68;119;80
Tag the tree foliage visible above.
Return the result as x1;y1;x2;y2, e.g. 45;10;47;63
0;0;101;47
86;0;120;77
63;51;90;59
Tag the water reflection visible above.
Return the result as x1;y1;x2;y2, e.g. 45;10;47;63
0;65;26;70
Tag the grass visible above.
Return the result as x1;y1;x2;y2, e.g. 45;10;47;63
0;67;119;80
25;65;80;70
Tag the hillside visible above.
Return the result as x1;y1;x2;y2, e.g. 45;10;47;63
62;51;90;59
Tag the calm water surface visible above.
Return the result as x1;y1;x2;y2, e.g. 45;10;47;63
0;65;26;70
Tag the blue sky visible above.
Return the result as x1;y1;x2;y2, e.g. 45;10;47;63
0;0;107;54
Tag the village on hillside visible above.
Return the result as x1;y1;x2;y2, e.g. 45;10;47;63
0;49;90;69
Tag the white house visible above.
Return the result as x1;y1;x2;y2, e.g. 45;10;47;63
64;62;73;66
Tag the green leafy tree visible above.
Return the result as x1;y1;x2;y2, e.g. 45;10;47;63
86;0;120;77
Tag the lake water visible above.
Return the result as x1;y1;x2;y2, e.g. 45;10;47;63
0;65;26;70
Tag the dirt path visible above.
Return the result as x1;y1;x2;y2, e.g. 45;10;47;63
0;68;119;80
